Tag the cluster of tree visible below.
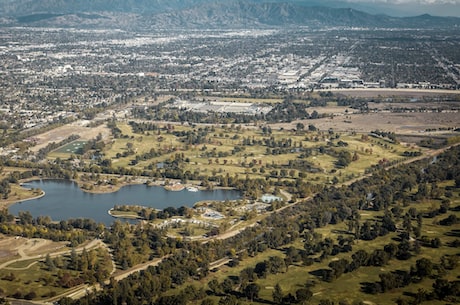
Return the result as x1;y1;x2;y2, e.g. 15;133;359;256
132;103;256;125
362;257;446;295
0;178;11;199
107;120;122;138
320;238;421;283
131;99;328;125
131;148;163;163
2;130;458;303
81;133;105;155
0;209;102;246
112;205;193;221
43;247;111;288
336;97;369;111
44;145;459;305
129;121;160;133
264;99;317;122
172;128;215;146
439;214;459;226
402;150;422;157
272;283;314;304
369;130;398;143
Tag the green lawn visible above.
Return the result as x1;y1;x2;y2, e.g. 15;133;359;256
0;262;68;299
53;140;87;155
169;186;460;305
97;123;416;188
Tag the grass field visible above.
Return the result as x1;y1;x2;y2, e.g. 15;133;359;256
2;98;458;303
163;182;460;305
101;122;412;186
0;244;112;300
53;140;87;155
0;261;68;299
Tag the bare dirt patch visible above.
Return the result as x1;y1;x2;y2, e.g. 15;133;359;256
0;235;23;259
20;238;66;257
277;112;460;135
164;183;185;191
0;235;67;261
28;120;110;153
327;88;460;98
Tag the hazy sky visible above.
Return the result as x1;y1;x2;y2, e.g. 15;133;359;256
346;0;459;3
344;0;460;16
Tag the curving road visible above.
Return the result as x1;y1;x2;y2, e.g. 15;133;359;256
9;141;459;305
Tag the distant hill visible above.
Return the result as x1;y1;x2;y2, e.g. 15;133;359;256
0;0;210;15
0;0;459;30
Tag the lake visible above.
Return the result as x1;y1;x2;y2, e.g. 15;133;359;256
9;180;240;225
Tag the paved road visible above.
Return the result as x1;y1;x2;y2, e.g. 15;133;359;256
10;141;459;305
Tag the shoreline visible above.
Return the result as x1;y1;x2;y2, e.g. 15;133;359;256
0;176;231;210
107;208;142;220
0;182;46;210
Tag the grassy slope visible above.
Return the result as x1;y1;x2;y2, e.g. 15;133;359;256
100;123;411;184
167;185;460;305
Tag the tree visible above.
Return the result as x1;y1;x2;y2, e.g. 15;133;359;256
213;278;229;295
24;291;37;300
296;123;305;132
208;279;221;295
218;295;240;305
239;267;255;287
45;253;56;271
328;258;349;280
156;295;185;305
70;248;78;270
295;288;313;303
430;237;442;248
351;250;369;269
244;283;260;302
18;210;33;225
336;151;352;168
201;299;215;305
414;258;433;278
432;278;451;300
272;283;284;304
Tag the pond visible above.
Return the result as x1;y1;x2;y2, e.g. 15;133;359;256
9;180;240;225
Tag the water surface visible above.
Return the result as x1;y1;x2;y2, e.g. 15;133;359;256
10;180;240;225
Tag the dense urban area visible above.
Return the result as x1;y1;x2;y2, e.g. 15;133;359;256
0;22;460;305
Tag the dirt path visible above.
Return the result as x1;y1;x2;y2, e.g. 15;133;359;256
56;255;169;301
9;141;459;305
0;239;103;270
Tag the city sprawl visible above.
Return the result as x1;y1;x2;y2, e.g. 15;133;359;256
1;27;459;132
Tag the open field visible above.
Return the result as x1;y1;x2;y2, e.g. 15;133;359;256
323;88;460;98
0;235;68;265
273;111;460;135
3;101;453;207
28;121;110;153
53;141;87;155
0;136;458;303
0;238;111;300
167;180;460;305
102;122;414;185
0;92;459;303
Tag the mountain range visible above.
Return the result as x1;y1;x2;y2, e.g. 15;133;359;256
0;0;459;30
